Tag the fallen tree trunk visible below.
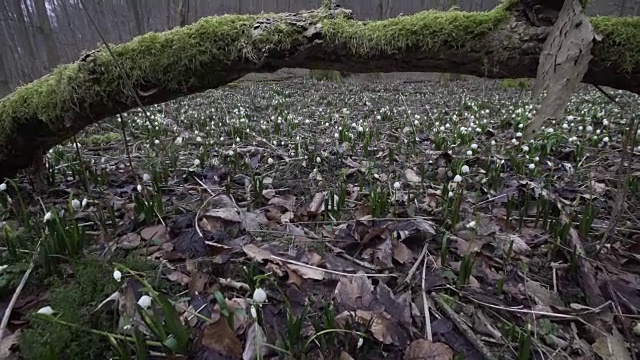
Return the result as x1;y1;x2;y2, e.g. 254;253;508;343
0;1;639;180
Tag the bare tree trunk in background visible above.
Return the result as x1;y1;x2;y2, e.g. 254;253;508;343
0;48;10;96
129;0;145;35
166;0;172;28
9;0;36;79
34;0;60;71
178;0;189;27
384;0;393;18
376;0;383;19
619;0;628;15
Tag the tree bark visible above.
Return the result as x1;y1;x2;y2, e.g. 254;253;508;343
0;2;639;180
34;0;60;72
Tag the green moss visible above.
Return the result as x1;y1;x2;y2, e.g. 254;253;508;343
591;16;640;71
323;6;510;56
77;132;121;147
19;253;172;360
0;12;307;152
501;78;531;90
309;69;344;82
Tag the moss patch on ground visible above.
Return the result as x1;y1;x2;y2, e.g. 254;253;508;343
19;253;175;360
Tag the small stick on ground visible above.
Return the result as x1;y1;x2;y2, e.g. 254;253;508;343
0;238;42;340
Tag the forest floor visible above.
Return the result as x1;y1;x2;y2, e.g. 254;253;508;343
0;73;639;360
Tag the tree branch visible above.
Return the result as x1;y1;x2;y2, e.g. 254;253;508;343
0;3;639;180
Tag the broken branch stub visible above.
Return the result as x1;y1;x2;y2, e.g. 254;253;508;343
524;0;601;139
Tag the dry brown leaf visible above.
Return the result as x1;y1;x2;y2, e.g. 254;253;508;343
286;263;324;281
226;298;250;333
243;322;268;360
403;339;454;360
392;241;413;264
140;224;170;244
242;244;273;262
188;272;210;295
373;238;394;268
166;271;191;286
336;309;406;346
268;194;296;212
118;233;141;250
339;351;355;360
0;329;20;360
592;328;632;360
354;203;371;220
494;233;531;255
405;168;422;183
240;210;268;232
334;274;376;311
204;208;242;223
286;266;305;288
202;319;243;358
261;189;276;199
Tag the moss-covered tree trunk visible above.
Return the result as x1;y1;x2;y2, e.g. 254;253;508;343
0;1;639;180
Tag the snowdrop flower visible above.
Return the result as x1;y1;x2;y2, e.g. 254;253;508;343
136;184;143;192
453;175;463;183
578;126;583;131
253;288;267;304
445;123;451;129
491;140;496;146
82;198;88;208
528;163;535;170
334;133;339;139
267;158;274;165
0;183;5;192
466;221;476;229
562;123;569;130
71;199;81;210
154;139;160;145
393;182;401;190
315;157;321;164
586;125;593;132
511;139;518;145
194;159;201;166
518;123;524;129
137;295;153;309
466;150;473;156
471;143;478;150
522;145;529;152
534;156;540;162
235;137;240;142
516;132;523;138
569;136;578;143
37;306;55;316
603;119;609;126
357;126;364;132
44;211;53;222
596;129;601;135
602;137;609;143
250;305;258;319
461;165;470;174
545;128;554;133
113;270;122;282
174;137;183;145
142;173;151;182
